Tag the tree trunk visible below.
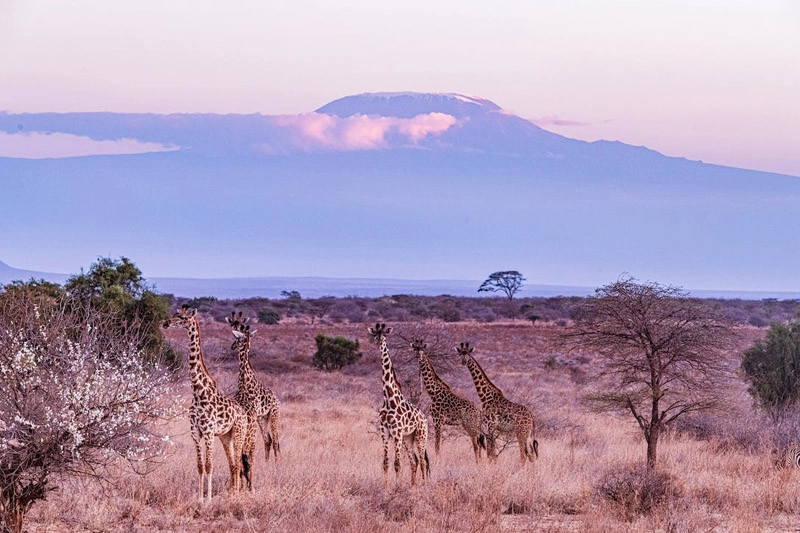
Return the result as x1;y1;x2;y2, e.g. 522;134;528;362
646;431;658;470
646;393;661;470
1;507;24;533
2;485;35;533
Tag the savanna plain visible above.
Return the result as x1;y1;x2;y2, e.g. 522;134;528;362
23;302;800;533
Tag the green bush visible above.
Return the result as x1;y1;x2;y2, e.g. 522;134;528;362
5;257;177;368
741;317;800;415
312;333;362;371
258;307;281;325
186;296;217;311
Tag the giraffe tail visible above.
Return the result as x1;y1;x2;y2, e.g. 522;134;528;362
241;453;252;489
424;450;431;477
477;434;487;450
530;439;539;459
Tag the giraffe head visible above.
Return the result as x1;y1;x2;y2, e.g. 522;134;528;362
456;341;474;365
410;339;427;354
163;305;197;330
367;322;393;345
226;311;255;349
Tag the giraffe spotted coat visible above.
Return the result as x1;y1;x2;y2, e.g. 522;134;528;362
163;305;250;501
411;339;485;462
226;312;281;476
457;342;538;464
368;323;430;486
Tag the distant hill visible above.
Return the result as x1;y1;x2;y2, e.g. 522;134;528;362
0;259;68;286
2;92;799;294
2;259;799;301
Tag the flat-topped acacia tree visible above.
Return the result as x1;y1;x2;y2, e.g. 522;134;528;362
478;271;525;300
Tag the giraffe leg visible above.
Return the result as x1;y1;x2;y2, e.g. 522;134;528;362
485;422;499;461
240;417;253;491
433;420;442;455
203;439;214;500
270;411;281;459
468;428;482;463
218;431;240;493
243;414;256;490
393;436;403;484
380;425;391;488
260;411;280;461
517;430;529;465
402;435;418;486
416;431;429;482
193;442;206;502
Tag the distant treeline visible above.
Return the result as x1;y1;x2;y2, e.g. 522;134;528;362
171;293;800;328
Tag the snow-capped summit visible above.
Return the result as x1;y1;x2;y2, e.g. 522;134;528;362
316;92;502;119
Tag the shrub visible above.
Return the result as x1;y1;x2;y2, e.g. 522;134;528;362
185;296;217;311
328;300;365;323
0;292;178;533
741;318;800;416
258;307;281;325
527;314;542;325
312;334;363;371
595;465;679;520
62;256;176;367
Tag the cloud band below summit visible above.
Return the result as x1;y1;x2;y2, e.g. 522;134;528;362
268;112;458;152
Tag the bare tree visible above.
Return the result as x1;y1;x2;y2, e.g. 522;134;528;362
0;291;178;533
478;271;525;300
564;276;736;469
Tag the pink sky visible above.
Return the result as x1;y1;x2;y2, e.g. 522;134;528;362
1;0;798;176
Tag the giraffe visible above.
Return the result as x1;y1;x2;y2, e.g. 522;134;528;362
163;305;250;501
226;311;281;478
410;339;485;462
367;323;430;486
456;341;538;464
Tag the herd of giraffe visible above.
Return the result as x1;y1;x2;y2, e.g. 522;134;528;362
164;306;537;501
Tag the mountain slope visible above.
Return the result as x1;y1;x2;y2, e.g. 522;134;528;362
1;92;798;292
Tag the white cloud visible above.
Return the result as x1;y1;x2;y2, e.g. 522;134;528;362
271;112;458;152
0;132;179;159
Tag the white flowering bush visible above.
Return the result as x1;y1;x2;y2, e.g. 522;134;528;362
0;292;179;533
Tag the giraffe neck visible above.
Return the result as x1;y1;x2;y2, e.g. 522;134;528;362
185;319;218;395
417;350;447;397
235;337;257;387
380;337;403;401
465;354;502;404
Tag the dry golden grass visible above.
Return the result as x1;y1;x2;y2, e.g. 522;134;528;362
21;320;800;532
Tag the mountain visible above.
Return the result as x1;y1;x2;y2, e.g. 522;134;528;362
1;92;799;294
0;260;67;286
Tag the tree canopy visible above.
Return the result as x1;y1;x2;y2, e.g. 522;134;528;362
478;271;525;300
741;316;800;417
63;256;175;365
565;276;736;469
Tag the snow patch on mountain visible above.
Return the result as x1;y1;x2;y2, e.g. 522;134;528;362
317;92;502;119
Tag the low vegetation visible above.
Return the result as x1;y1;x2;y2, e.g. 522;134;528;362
170;291;800;328
4;263;800;532
311;333;362;371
